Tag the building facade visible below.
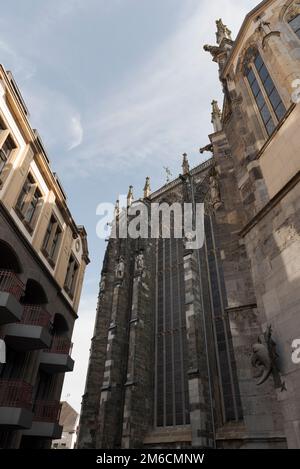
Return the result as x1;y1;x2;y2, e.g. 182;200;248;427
0;65;89;448
52;401;79;449
78;0;300;449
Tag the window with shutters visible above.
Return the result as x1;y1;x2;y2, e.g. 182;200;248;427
64;254;79;299
15;173;43;233
42;214;62;266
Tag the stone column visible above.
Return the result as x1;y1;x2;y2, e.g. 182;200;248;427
77;241;116;448
183;251;215;448
121;248;154;448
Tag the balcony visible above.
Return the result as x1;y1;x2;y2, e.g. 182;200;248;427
22;400;62;439
40;336;74;373
3;305;52;351
0;380;33;429
0;270;24;325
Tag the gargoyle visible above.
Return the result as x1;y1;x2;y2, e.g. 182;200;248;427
251;325;281;386
200;143;213;154
203;44;223;62
251;342;273;385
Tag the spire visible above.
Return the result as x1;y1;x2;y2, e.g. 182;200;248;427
143;177;151;198
211;100;222;132
216;19;232;45
127;186;134;207
182;153;190;175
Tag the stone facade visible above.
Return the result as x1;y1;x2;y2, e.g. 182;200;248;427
78;0;300;449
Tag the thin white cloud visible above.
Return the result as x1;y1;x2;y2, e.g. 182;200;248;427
21;83;84;153
0;39;35;80
60;0;258;413
68;114;83;151
61;0;257;178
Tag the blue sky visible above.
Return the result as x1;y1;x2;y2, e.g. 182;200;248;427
0;0;257;412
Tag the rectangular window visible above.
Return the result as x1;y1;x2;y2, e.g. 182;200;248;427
64;254;79;298
42;215;62;265
0;136;15;175
289;14;300;38
16;174;43;231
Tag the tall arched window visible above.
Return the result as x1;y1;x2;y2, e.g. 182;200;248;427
288;14;300;38
245;51;286;136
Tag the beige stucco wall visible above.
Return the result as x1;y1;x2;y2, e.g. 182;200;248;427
259;105;300;199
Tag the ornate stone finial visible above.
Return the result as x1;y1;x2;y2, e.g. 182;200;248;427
114;199;120;219
182;153;190;176
216;18;232;44
143;177;151;198
127;186;134;207
211;100;222;132
163;166;172;184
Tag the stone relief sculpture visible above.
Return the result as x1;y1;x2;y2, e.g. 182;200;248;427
115;256;125;280
251;325;286;390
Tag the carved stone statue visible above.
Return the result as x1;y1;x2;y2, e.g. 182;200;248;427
209;175;222;210
184;232;196;250
99;275;106;293
135;251;145;274
115;257;125;280
251;343;273;386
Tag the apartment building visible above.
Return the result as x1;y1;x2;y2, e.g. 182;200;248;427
0;65;89;448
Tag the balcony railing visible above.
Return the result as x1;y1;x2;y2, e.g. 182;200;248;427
21;305;52;328
49;336;73;355
0;380;33;409
0;270;24;302
33;400;62;423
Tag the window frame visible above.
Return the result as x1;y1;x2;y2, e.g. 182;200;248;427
0;115;17;181
288;13;300;39
245;51;286;138
64;253;79;299
42;214;63;267
15;173;44;234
